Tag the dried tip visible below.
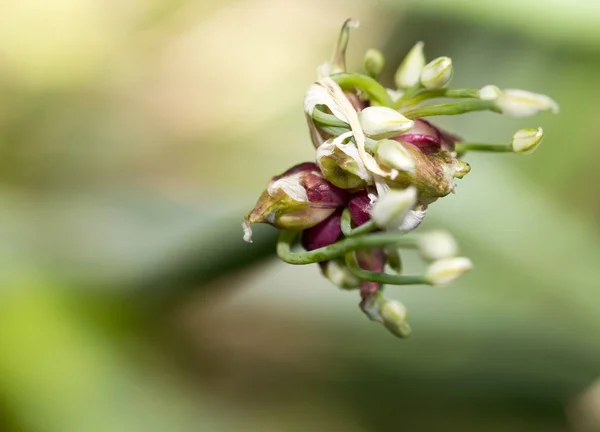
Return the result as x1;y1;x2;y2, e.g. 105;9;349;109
242;220;253;243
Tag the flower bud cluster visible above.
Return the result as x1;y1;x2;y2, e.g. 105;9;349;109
242;19;557;338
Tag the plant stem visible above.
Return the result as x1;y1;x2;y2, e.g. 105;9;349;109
455;143;513;153
312;108;348;128
345;252;428;285
396;88;480;109
331;73;394;107
276;230;418;265
340;208;377;237
402;100;497;119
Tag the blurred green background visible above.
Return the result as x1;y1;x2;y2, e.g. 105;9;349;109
1;0;600;431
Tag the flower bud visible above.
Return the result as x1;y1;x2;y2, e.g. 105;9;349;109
395;41;425;89
511;127;543;155
478;84;502;100
316;134;371;190
420;56;453;90
371;186;417;230
364;48;385;79
418;229;458;261
243;163;348;242
379;298;411;338
424;257;473;286
321;259;360;289
453;160;471;178
386;143;460;198
494;89;559;117
301;209;343;251
375;139;416;175
358;106;414;140
348;191;373;227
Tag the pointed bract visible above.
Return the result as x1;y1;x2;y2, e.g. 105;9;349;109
395;41;425;89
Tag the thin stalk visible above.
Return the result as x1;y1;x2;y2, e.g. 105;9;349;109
330;73;394;107
455;143;513;153
340;208;377;237
402;100;497;119
345;252;428;285
277;230;418;265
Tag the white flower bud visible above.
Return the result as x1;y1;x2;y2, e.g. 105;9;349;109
379;298;411;338
478;85;502;100
420;56;453;90
495;89;559;117
425;257;473;286
358;106;414;140
511;127;543;155
371;186;417;230
323;260;360;289
394;41;425;89
375;139;415;175
418;230;459;261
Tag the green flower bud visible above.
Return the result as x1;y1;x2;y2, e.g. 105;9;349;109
364;48;386;79
379;297;411;338
511;127;543;155
358;106;414;140
394;41;425;89
420;56;453;90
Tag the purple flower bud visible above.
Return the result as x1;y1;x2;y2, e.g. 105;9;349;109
357;248;386;302
301;209;343;251
394;119;460;154
243;163;349;241
348;191;373;227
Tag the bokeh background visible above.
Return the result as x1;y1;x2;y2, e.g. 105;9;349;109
1;0;600;431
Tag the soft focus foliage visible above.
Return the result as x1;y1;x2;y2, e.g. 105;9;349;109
1;0;600;431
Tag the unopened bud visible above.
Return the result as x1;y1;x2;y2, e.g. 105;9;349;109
301;210;343;251
371;186;417;229
358;106;414;140
379;298;411;338
478;85;502;100
511;127;543;155
243;163;348;242
375;139;416;175
425;257;473;286
316;135;371;189
495;89;559;117
364;48;386;79
394;41;425;89
348;191;373;227
453;160;471;178
322;259;360;289
418;229;459;261
420;56;453;90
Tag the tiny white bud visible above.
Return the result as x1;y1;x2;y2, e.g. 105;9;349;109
495;89;559;117
418;230;459;261
420;56;453;90
478;84;502;100
511;127;544;155
364;48;386;79
372;186;418;230
375;139;415;174
425;257;473;286
379;298;411;338
394;41;425;89
358;106;414;140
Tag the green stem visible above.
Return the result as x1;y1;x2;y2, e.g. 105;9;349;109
312;108;348;128
455;143;513;153
276;230;418;265
395;88;480;109
330;73;394;107
402;100;497;119
345;252;428;285
340;208;377;237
